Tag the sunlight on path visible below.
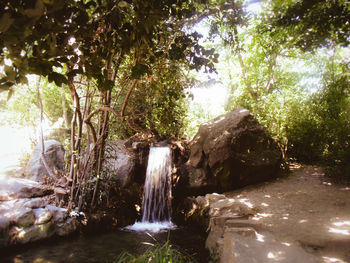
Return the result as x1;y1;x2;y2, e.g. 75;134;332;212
323;256;347;263
328;219;350;236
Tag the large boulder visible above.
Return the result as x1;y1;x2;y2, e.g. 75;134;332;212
102;140;136;188
186;108;282;193
25;140;65;182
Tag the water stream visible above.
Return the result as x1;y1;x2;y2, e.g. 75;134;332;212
127;146;175;232
1;227;208;263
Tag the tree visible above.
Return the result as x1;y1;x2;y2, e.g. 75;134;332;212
1;0;222;209
266;0;350;51
286;49;350;164
204;0;350;164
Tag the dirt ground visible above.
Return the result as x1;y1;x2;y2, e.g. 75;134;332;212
227;164;350;263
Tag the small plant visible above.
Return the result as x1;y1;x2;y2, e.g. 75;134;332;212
113;240;196;263
208;253;219;263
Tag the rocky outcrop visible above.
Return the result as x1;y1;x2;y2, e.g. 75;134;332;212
3;202;80;246
183;193;320;263
0;177;52;201
0;178;81;248
186;108;282;193
25;140;65;182
103;140;136;188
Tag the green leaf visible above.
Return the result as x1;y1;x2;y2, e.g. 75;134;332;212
118;1;128;8
131;63;150;79
97;78;114;92
48;72;68;86
67;68;83;79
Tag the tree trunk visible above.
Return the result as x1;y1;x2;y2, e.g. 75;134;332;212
61;85;70;129
36;76;55;179
67;81;83;209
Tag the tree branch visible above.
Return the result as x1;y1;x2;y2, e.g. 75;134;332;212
121;79;138;118
84;106;123;147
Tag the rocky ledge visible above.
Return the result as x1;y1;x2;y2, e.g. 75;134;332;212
0;177;82;247
183;193;320;263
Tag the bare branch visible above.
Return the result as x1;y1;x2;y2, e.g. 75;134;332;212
121;79;138;118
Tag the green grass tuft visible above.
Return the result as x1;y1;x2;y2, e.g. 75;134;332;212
113;240;196;263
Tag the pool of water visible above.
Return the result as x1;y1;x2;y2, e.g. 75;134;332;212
0;226;209;263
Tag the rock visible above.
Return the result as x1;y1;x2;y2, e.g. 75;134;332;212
0;198;79;247
183;193;256;233
0;177;52;201
0;197;48;247
187;108;282;193
220;231;320;263
46;205;68;224
0;217;10;247
0;197;47;210
25;140;65;182
102;140;136;188
184;193;320;263
9;221;55;244
0;174;81;247
56;217;78;236
15;208;35;227
33;208;52;225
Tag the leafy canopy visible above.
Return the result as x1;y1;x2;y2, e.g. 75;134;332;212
266;0;350;50
0;0;219;91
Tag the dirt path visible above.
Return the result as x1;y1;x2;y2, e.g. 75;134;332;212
227;165;350;263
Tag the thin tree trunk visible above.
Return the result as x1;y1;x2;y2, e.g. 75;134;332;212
91;90;111;208
67;81;83;209
90;52;124;208
61;85;70;129
36;76;55;179
121;79;138;118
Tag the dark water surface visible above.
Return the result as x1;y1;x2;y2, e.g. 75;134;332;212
0;226;209;263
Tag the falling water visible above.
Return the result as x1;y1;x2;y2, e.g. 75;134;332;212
126;146;175;232
142;146;172;222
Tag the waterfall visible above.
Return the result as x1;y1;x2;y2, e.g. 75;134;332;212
142;146;172;222
126;146;175;232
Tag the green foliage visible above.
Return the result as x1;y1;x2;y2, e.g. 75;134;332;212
185;101;219;139
114;240;196;263
0;84;39;127
1;0;223;143
0;0;218;92
216;0;350;166
220;5;305;155
267;0;350;50
287;74;350;164
0;75;72;128
2;0;349;176
109;61;191;139
206;0;247;46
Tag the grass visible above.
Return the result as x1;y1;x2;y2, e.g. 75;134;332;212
113;240;196;263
